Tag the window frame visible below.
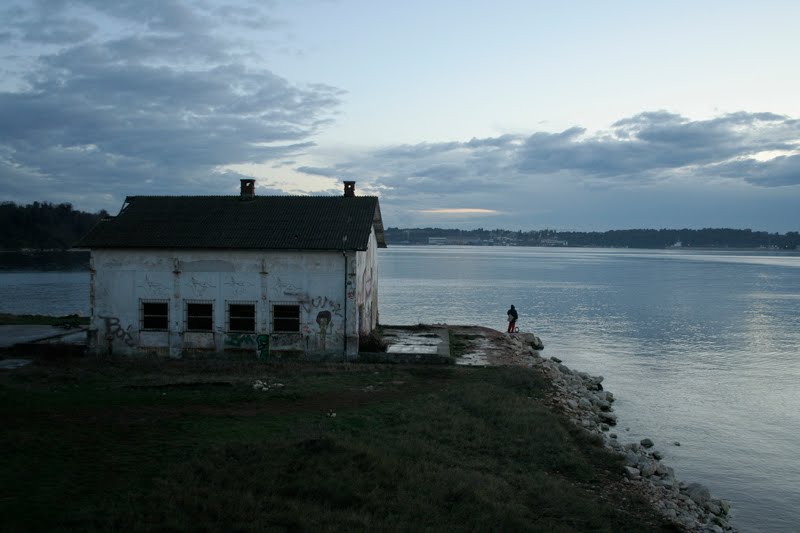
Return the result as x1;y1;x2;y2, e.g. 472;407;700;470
185;300;214;332
227;301;257;333
272;302;300;333
140;300;169;331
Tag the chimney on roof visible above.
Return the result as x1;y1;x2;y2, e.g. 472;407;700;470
240;178;255;200
343;180;355;197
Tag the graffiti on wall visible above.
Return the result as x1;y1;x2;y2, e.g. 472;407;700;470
224;333;256;347
224;276;255;297
274;277;303;297
189;276;216;297
316;310;332;350
139;274;169;297
99;315;135;347
257;334;269;359
300;295;343;317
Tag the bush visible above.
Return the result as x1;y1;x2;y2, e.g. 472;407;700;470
358;330;388;352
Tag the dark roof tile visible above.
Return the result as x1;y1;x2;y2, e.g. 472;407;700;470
76;195;386;250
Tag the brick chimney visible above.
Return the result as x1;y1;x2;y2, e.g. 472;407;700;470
240;178;255;200
343;180;355;197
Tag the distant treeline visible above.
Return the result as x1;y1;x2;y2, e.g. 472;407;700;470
386;227;800;249
1;201;797;253
0;201;107;251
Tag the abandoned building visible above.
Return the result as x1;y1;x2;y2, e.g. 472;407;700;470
75;179;386;359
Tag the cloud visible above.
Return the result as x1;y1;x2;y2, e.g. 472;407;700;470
419;208;498;215
0;0;342;210
296;111;800;229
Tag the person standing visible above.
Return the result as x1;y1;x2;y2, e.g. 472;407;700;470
507;305;518;333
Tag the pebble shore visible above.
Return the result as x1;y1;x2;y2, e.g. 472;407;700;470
508;333;737;533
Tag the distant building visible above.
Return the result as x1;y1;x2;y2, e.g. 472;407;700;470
540;238;569;247
76;180;386;359
428;237;448;245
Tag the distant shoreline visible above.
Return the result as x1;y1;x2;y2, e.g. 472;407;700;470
0;250;90;271
3;246;798;272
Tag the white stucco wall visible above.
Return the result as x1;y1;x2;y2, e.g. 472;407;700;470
355;228;380;334
88;246;375;358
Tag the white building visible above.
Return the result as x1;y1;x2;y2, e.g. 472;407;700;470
76;180;386;359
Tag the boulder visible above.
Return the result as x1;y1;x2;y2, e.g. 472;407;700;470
652;449;664;460
638;458;657;477
623;466;641;479
640;438;655;448
685;483;711;506
519;332;544;350
598;411;617;425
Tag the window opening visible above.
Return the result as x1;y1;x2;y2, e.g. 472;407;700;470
141;301;169;330
228;302;256;332
272;304;300;332
186;302;213;331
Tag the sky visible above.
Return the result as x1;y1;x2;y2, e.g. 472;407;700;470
1;0;799;232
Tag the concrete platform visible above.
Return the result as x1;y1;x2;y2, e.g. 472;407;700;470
0;325;87;348
382;327;450;357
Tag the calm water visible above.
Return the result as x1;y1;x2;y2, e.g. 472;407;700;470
379;246;800;533
2;247;799;531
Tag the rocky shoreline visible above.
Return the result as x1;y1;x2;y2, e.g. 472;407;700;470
506;333;736;532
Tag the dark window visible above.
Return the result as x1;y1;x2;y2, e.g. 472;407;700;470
187;302;213;331
273;304;300;332
228;303;256;332
141;301;169;330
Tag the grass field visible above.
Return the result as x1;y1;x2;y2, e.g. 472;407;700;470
0;355;678;532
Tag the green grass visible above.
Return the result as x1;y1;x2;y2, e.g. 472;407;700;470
0;356;678;532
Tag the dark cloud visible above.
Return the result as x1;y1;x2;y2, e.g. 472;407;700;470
0;0;342;210
296;111;800;229
716;154;800;187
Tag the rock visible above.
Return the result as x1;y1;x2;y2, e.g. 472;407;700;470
598;411;617;425
685;483;711;506
624;451;639;466
705;500;721;515
566;399;578;410
600;423;610;431
624;442;640;452
652;450;664;460
623;466;641;479
557;363;572;375
655;463;670;476
638;458;657;477
673;441;681;446
579;398;592;409
640;438;655;448
609;433;618;439
596;399;612;411
658;478;675;490
550;356;562;363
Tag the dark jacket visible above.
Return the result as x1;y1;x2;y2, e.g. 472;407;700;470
507;307;518;321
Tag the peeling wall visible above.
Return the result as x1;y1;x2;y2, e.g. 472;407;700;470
88;247;375;359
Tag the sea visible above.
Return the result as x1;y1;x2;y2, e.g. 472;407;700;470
2;246;799;532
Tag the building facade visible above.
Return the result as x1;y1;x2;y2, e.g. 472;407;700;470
76;180;385;359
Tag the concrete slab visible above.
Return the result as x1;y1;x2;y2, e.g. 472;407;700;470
0;325;86;348
381;327;450;358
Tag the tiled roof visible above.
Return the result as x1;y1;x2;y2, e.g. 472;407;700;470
76;195;386;251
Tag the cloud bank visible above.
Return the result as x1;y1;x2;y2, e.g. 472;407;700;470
0;0;342;208
0;2;798;231
299;111;800;230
